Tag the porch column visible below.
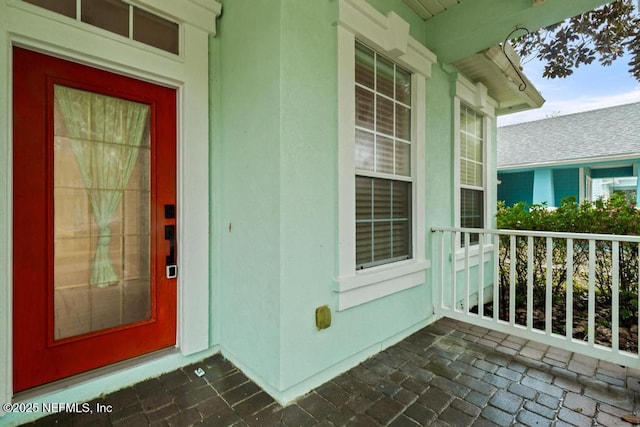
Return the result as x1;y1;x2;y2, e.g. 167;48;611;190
532;169;555;206
635;162;640;206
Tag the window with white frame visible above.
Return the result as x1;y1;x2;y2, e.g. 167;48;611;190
354;41;412;269
336;0;435;310
459;104;485;245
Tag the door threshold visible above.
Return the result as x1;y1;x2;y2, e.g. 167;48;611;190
13;347;179;402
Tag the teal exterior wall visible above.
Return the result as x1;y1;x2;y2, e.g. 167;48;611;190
553;169;579;205
591;166;634;178
499;162;640;208
498;171;534;206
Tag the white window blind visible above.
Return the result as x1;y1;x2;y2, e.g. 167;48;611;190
354;41;412;269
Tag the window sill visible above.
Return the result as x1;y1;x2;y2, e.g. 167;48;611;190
336;259;430;311
454;243;494;271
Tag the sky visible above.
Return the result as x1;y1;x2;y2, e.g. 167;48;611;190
497;54;640;127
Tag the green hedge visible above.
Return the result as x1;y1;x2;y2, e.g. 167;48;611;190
497;193;640;235
496;193;639;328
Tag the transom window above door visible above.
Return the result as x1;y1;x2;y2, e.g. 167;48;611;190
23;0;179;54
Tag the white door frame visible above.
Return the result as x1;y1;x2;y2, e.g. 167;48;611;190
0;0;220;406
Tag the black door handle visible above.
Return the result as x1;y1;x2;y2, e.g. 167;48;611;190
165;225;177;278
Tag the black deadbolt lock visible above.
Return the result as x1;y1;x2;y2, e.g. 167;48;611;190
164;204;176;219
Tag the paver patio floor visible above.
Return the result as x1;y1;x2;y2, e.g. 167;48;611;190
26;318;640;426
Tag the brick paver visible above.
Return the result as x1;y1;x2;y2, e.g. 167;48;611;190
22;318;640;426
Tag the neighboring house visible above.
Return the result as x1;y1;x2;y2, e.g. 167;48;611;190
498;102;640;207
0;0;608;424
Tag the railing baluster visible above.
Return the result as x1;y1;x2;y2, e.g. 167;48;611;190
494;233;500;323
545;237;552;335
437;230;444;312
566;238;573;342
429;227;640;370
478;233;485;318
510;235;516;327
612;240;620;354
451;231;457;311
464;232;470;313
588;240;595;347
527;236;534;331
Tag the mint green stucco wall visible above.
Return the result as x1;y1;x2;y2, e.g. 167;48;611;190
209;0;526;401
425;65;456;233
214;0;284;387
211;0;441;400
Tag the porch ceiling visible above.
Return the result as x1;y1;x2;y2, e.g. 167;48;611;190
401;0;613;115
401;0;463;20
403;0;612;64
453;43;545;115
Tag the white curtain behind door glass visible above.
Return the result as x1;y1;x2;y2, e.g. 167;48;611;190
55;85;150;287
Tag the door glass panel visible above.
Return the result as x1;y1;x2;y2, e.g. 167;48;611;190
53;85;151;340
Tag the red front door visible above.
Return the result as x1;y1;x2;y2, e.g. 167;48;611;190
13;47;177;392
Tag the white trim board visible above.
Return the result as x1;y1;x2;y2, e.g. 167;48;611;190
498;154;640;171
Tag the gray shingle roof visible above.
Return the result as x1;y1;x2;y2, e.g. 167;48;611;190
497;102;640;168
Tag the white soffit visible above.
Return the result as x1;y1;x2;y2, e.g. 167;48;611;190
402;0;462;20
453;43;545;115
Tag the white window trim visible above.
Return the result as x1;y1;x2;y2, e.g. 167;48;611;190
336;0;435;311
579;167;586;203
585;171;592;202
453;75;496;265
0;0;220;407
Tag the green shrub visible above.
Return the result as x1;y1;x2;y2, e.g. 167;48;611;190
498;194;640;235
496;193;640;326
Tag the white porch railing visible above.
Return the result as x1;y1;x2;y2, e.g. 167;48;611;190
431;227;640;368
